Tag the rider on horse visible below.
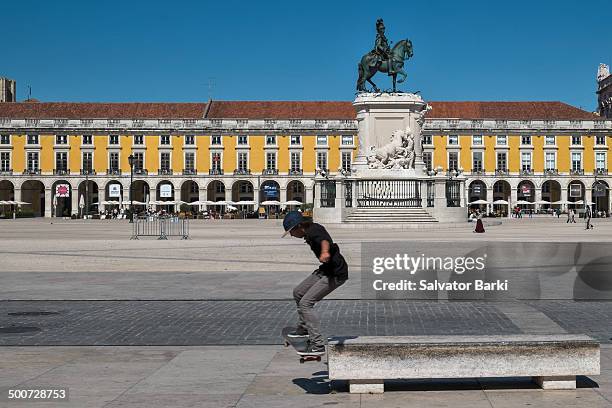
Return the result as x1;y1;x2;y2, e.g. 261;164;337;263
372;19;395;76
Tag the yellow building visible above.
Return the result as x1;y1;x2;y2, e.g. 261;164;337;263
0;100;611;217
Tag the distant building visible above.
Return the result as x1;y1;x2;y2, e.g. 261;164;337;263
598;63;611;119
0;78;16;103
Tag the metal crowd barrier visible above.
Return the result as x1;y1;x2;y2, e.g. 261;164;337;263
131;216;190;240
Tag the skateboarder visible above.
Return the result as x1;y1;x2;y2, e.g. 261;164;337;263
282;211;348;356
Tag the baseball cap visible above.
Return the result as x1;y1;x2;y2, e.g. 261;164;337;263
282;211;304;237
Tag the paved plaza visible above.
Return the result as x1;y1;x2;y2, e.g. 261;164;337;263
1;218;612;407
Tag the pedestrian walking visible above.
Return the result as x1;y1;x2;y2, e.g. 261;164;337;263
586;206;594;230
283;211;348;356
474;213;485;233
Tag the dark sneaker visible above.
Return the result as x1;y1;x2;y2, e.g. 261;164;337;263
287;328;308;338
298;343;325;356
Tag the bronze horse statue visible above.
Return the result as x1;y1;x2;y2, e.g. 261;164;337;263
356;39;413;93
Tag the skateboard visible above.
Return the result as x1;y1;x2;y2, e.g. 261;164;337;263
281;326;322;364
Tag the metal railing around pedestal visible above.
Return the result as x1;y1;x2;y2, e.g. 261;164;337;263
355;180;421;207
320;180;337;208
131;216;190;240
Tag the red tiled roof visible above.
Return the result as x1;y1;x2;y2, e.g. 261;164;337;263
427;101;597;120
0;102;208;119
205;101;356;119
0;100;598;120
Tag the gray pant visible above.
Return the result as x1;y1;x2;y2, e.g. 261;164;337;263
293;271;345;347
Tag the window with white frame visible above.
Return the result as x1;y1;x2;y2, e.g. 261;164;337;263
316;151;327;171
27;134;39;145
448;135;458;145
160;135;171;145
571;135;581;146
266;152;276;170
497;135;507;145
82;152;93;172
237;152;248;171
290;152;301;171
160;152;171;170
521;152;531;170
133;152;144;171
109;152;119;171
0;152;10;171
521;135;531;146
0;134;9;145
341;151;352;171
448;152;458;171
55;152;68;171
545;152;556;170
472;151;483;172
133;135;144;145
422;135;432;145
109;135;119;145
211;152;222;170
265;135;276;146
82;135;92;145
571;152;582;171
596;135;606;145
211;135;222;145
290;135;301;145
497;152;507;170
472;135;483;146
545;135;555;145
341;135;353;145
27;151;39;171
56;134;68;145
185;152;195;170
596;152;606;170
185;135;195;146
237;135;248;145
316;135;327;146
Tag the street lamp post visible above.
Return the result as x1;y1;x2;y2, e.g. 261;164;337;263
128;154;134;223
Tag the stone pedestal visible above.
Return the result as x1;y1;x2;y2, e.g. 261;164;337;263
352;92;430;178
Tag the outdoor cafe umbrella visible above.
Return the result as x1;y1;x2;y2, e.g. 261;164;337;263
552;200;571;205
468;199;489;205
282;200;303;206
261;200;282;206
515;200;534;205
492;199;509;205
573;200;584;205
235;200;256;205
535;200;551;205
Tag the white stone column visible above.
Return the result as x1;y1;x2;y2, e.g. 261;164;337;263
561;187;568;212
174;188;181;213
45;188;52;218
487;186;493;214
305;186;314;206
335;176;345;209
313;180;321;209
535;187;543;212
510;186;518;216
13;188;21;219
351;179;358;208
434;175;447;209
71;188;79;217
280;185;287;204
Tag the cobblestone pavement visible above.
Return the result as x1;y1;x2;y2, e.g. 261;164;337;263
0;300;520;346
527;300;612;342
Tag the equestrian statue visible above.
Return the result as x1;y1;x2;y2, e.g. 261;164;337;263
356;19;413;93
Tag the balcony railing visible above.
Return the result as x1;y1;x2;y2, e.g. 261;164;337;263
233;169;251;175
262;168;278;175
495;168;509;176
54;169;69;175
182;169;197;175
209;169;224;175
570;169;584;176
80;169;96;176
471;170;485;176
289;169;303;175
520;169;534;176
134;169;148;176
0;170;13;176
23;169;41;175
544;169;559;176
595;169;608;176
107;169;122;176
158;169;173;176
315;168;329;176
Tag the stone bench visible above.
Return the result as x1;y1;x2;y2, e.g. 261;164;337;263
327;334;600;393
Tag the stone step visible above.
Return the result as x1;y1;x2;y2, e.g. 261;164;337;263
344;207;438;223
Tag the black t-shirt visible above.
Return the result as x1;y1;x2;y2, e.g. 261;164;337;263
304;223;348;281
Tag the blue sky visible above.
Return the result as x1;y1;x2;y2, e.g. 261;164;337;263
3;0;609;111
